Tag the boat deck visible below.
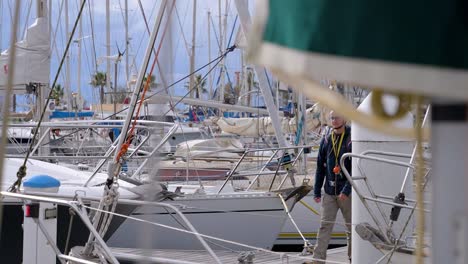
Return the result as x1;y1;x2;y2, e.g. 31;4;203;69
110;246;350;263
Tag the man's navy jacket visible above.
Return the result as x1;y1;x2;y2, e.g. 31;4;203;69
313;126;352;197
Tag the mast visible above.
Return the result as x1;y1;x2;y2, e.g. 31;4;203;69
0;0;21;198
218;0;224;105
64;0;72;109
48;0;51;35
125;0;129;92
0;0;3;52
77;0;83;112
38;0;50;156
189;0;197;98
82;3;172;258
207;10;212;99
106;0;111;104
234;0;288;148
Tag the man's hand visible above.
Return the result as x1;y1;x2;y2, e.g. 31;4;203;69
314;197;321;203
338;193;348;201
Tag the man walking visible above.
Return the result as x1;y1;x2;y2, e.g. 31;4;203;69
312;111;352;263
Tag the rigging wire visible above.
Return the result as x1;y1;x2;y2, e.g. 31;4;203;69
50;0;67;86
15;51;234;152
81;27;93;85
81;204;347;264
114;2;176;164
74;0;93;82
163;45;236;117
6;0;14;34
209;14;222;55
134;0;158;65
174;4;191;57
21;0;32;39
8;0;88;193
87;0;98;72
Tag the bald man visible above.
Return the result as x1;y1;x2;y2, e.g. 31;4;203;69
312;111;352;263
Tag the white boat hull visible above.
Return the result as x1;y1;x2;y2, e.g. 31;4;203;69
107;192;289;250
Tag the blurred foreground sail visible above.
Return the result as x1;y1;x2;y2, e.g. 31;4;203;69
248;0;468;100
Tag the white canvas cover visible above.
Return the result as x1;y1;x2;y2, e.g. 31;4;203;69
174;138;244;158
215;103;328;137
0;17;50;92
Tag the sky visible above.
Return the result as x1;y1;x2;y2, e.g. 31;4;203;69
0;0;254;109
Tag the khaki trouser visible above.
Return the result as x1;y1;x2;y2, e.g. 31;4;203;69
312;193;352;263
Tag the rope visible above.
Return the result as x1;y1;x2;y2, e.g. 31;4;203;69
64;207;76;255
8;0;87;193
414;96;425;264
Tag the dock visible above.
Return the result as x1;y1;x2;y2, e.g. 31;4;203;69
110;246;350;263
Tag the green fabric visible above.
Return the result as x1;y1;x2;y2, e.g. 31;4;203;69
263;0;468;69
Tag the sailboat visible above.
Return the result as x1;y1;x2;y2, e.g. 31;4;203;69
0;2;317;262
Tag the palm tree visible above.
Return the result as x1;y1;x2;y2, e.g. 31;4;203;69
142;74;157;91
223;83;238;104
193;74;207;99
90;71;107;104
51;84;64;106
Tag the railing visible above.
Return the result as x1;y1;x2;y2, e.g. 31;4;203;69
339;150;431;243
1;191;119;264
5;120;175;161
218;145;315;194
0;190;222;264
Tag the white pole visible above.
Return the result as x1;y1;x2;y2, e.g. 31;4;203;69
219;0;228;104
0;0;2;51
218;0;224;105
431;102;468;264
0;0;21;218
64;0;71;109
218;0;222;53
207;10;212;99
189;0;197;98
106;0;111;103
276;79;280;110
112;1;170;165
234;0;287;148
48;0;51;42
300;92;308;174
125;0;129;92
38;0;50;156
351;93;414;263
77;0;83;111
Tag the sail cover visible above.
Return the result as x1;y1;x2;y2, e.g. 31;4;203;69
215;103;326;137
249;0;468;100
0;17;50;92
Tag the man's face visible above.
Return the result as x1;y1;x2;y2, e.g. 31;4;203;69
330;113;344;129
